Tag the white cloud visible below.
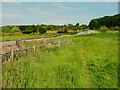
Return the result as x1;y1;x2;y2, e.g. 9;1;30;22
3;2;22;6
3;13;23;19
1;0;119;2
2;0;96;2
52;2;84;12
1;0;18;2
27;8;51;15
95;0;119;2
53;2;71;10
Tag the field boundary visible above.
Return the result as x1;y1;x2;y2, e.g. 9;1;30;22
2;40;72;64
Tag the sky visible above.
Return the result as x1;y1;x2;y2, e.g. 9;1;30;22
1;0;120;2
1;1;119;26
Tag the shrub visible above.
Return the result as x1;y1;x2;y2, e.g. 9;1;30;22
46;30;57;35
110;26;119;31
11;26;21;35
98;26;109;33
57;28;68;34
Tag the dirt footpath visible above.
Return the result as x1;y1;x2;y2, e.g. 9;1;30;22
1;31;91;54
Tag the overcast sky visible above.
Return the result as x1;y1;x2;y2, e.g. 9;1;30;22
1;1;119;26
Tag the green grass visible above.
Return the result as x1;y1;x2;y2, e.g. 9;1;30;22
1;34;43;42
2;33;118;88
23;40;42;47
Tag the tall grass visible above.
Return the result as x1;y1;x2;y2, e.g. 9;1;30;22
2;33;118;88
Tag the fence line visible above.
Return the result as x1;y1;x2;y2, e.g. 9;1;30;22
2;40;72;64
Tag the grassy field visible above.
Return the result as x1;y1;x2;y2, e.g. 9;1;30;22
2;33;118;88
1;30;79;42
1;34;43;42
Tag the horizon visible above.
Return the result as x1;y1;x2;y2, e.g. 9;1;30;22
1;2;118;26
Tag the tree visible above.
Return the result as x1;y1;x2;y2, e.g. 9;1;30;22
52;25;60;30
19;26;26;32
80;24;88;30
76;23;79;26
11;26;21;35
89;19;99;29
89;14;120;29
23;26;33;34
67;24;74;30
38;26;46;34
73;23;80;31
19;25;33;34
45;25;53;30
2;26;12;33
32;25;37;33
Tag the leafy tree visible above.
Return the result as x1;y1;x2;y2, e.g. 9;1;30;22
67;24;74;30
2;26;13;33
38;26;46;34
73;26;78;31
23;26;33;34
11;26;21;35
19;25;33;34
89;19;99;29
32;25;37;33
53;25;60;30
76;23;79;26
45;25;53;30
73;23;82;31
19;26;26;32
80;24;88;30
89;14;120;29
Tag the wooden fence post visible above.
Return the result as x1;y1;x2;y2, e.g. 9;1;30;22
58;41;61;46
11;50;14;61
33;46;36;53
48;39;51;45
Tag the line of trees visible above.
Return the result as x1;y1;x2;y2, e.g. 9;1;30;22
1;23;88;35
89;14;120;29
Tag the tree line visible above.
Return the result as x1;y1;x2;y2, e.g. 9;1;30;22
89;14;120;29
1;23;88;34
